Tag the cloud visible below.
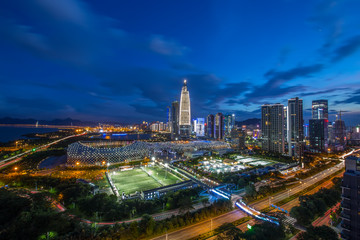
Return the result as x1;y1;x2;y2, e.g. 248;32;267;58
331;35;360;62
335;89;360;105
264;64;324;83
100;69;250;118
300;87;346;97
0;19;49;54
242;64;323;103
34;0;92;26
130;103;166;117
210;82;250;105
149;35;189;56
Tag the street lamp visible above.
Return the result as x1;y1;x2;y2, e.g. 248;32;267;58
76;162;80;166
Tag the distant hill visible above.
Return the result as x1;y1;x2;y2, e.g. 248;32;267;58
236;118;260;126
0;117;95;126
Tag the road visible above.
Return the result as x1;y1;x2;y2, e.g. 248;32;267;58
0;132;86;169
151;161;345;240
269;170;344;213
248;162;344;211
152;210;246;240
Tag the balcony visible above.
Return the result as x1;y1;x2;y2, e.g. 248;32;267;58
342;194;351;200
341;201;351;210
341;220;351;230
341;212;351;220
342;185;351;190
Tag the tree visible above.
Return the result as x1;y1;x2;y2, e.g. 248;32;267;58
139;214;156;236
216;223;242;240
297;226;339;240
241;222;285;240
290;206;313;226
201;197;210;208
178;196;194;214
245;183;256;198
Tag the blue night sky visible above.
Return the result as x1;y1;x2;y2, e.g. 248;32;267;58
1;0;360;125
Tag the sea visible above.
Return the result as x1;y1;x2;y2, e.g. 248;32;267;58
0;126;59;143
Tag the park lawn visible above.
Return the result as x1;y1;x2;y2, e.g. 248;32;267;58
111;168;161;194
146;166;182;186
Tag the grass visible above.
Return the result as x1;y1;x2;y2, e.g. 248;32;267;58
111;168;161;194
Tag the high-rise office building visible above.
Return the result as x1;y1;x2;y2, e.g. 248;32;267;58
312;99;328;120
334;112;346;146
206;114;215;138
287;97;304;159
179;80;191;137
166;106;171;132
284;106;288;153
230;128;246;150
193;118;205;137
309;119;328;152
309;100;328;152
261;104;285;154
224;114;235;137
170;101;179;138
341;156;360;239
261;104;271;151
215;113;224;140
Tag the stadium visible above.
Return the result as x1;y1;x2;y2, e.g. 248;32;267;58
67;140;230;166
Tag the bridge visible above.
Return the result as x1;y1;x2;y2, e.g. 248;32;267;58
235;199;280;225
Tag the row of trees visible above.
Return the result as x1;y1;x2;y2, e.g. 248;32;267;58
1;189;232;240
215;222;289;240
4;175;202;221
290;177;341;226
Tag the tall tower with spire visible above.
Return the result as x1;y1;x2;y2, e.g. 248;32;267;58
179;79;191;137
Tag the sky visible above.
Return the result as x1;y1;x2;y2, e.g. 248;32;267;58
1;0;360;125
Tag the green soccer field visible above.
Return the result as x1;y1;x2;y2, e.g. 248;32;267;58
145;166;182;186
111;169;161;195
110;166;183;195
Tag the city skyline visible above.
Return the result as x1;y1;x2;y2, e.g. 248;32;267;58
1;1;360;125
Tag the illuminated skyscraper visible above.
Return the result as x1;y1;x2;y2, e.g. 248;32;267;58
287;97;304;159
309;119;328;152
215;113;224;140
179;79;191;137
224;114;235;137
312;99;328;120
193;118;205;137
206;114;215;138
261;104;285;154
